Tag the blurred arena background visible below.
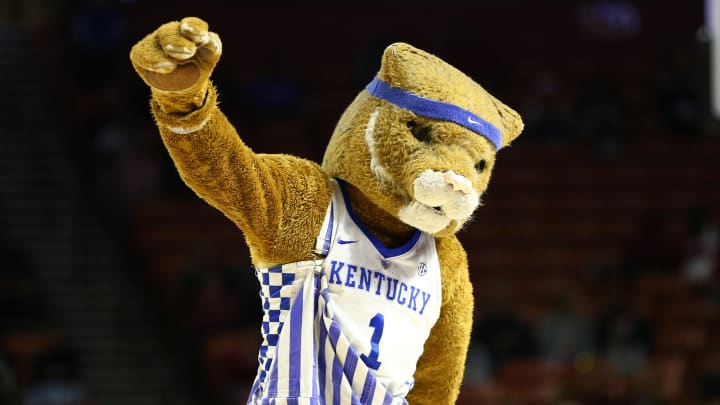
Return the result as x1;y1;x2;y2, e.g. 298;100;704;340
0;0;718;404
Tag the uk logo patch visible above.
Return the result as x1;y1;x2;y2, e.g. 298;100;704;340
418;262;428;276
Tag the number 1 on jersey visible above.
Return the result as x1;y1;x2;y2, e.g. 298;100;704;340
361;313;384;370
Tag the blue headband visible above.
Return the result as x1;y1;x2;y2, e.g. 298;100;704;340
365;77;503;150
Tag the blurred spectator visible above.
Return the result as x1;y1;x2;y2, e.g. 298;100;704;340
622;210;681;278
0;73;26;136
463;343;494;386
64;0;131;188
90;109;134;238
574;73;629;159
577;0;642;40
631;364;674;405
680;205;719;291
23;345;90;405
0;235;60;390
696;349;720;402
93;114;131;188
117;133;163;202
173;247;260;405
188;270;244;336
202;331;259;405
68;0;128;91
177;246;258;341
0;353;21;405
241;63;307;122
653;49;704;137
582;252;629;288
559;362;633;405
521;71;575;143
537;293;595;364
472;283;537;373
0;239;47;332
595;296;654;376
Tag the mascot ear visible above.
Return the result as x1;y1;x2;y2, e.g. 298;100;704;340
376;42;421;89
489;93;524;148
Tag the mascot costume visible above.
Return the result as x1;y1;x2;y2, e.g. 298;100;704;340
130;17;523;405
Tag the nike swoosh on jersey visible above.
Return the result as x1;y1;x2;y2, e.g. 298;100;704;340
337;238;358;245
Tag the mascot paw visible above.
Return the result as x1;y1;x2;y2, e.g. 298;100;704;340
130;17;222;92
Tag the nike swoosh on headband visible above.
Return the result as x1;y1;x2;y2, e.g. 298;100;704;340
365;76;503;150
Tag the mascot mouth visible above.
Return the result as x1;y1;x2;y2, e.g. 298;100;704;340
398;201;452;234
423;203;450;219
413;171;479;219
420;199;476;222
398;170;480;234
399;197;476;234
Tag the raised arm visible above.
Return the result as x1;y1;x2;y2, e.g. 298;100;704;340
130;17;331;266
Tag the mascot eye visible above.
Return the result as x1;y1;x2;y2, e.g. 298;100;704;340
475;159;487;173
406;120;431;143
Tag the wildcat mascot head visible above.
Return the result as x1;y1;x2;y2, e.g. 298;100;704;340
323;43;523;238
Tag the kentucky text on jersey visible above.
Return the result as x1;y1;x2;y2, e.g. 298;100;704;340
328;260;432;314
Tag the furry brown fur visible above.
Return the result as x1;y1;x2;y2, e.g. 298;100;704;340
130;17;523;404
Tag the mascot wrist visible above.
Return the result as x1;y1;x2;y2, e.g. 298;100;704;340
151;79;211;115
151;83;217;134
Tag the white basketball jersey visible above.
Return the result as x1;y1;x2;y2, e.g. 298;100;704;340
247;178;442;404
322;179;442;396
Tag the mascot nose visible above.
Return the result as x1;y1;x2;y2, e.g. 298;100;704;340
442;171;472;194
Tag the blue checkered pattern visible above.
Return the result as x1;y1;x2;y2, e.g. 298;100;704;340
255;265;297;385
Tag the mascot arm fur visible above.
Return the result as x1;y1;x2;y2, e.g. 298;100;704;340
151;90;331;266
131;17;330;267
408;237;472;405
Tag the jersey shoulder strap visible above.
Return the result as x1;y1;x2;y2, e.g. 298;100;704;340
313;179;338;257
